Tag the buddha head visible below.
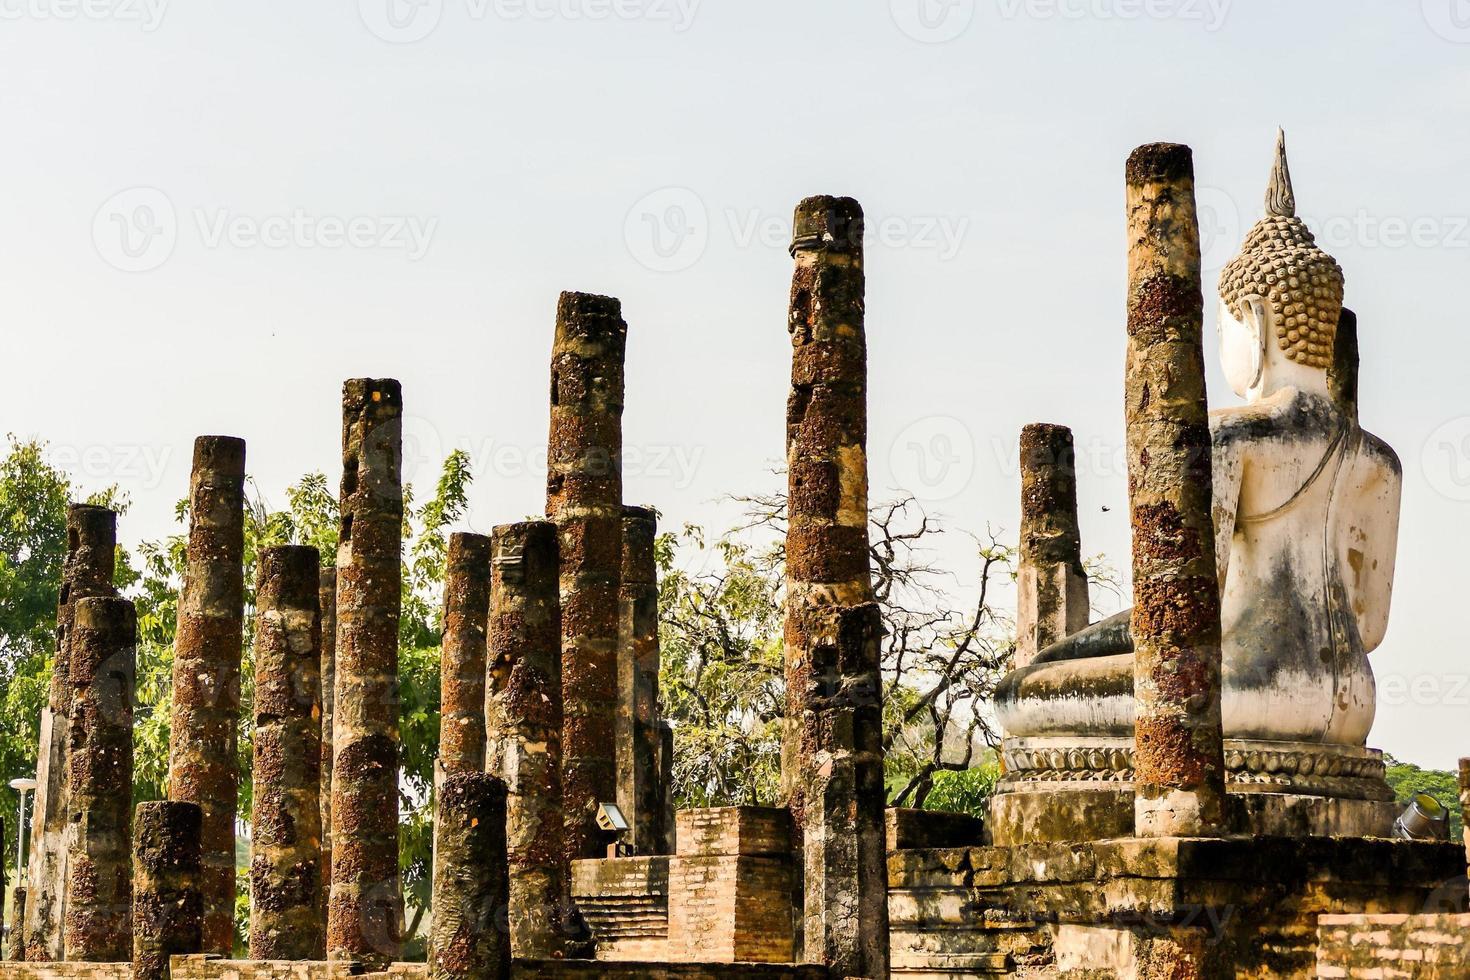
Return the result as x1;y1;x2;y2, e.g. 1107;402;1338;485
1217;130;1345;401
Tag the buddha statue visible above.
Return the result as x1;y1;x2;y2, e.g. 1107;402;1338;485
991;133;1404;843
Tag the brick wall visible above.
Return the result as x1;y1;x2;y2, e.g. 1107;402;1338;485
0;965;132;980
1317;913;1470;978
571;856;670;961
0;958;824;980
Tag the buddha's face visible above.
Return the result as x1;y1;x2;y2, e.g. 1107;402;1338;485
1218;296;1265;399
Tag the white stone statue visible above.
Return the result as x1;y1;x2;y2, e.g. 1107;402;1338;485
991;133;1404;842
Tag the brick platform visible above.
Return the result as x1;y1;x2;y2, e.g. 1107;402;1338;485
0;959;826;980
1316;912;1470;978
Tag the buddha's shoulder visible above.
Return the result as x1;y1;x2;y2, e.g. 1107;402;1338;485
1208;388;1338;446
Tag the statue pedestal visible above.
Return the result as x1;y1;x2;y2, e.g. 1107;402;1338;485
991;737;1397;845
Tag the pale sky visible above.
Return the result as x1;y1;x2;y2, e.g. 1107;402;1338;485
2;1;1467;769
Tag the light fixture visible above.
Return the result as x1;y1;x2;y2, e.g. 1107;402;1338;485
1392;792;1449;842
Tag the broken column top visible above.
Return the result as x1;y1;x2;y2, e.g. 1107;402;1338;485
256;545;320;599
555;291;626;342
1019;423;1081;565
791;195;864;255
620;506;657;583
342;377;403;410
1124;142;1194;184
66;503;117;582
190;436;246;476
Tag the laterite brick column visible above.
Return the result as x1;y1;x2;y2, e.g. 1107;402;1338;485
798;604;888;979
782;195;874;825
1461;758;1470;896
132;801;203;980
487;521;566;960
250;546;324;960
545;291;627;864
1015;423;1090;669
616;506;663;854
64;596;136;963
1124;143;1227;839
328;379;405;968
428;773;510;980
9;887;25;961
441;532;492;777
318;566;337;941
166;436;246;955
27;504;116;962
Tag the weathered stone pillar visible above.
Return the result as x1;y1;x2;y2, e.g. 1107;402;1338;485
318;566;337;944
250;546;324;960
486;521;565;960
617;506;663;854
1460;758;1470;894
166;435;246;955
132;801;203;980
328;378;404;968
783;195;873;825
798;603;889;978
545;291;626;864
660;721;676;856
26;503;115;962
441;533;492;777
428;773;510;980
1015;424;1090;669
9;887;25;961
1124;143;1228;839
64;595;136;963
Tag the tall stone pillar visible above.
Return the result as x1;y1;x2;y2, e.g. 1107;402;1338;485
798;603;889;979
429;773;510;980
1124;143;1228;839
783;195;873;825
660;721;676;856
250;546;324;960
166;435;246;955
616;505;663;854
132;801;203;980
64;595;136;963
545;291;626;863
26;503;115;961
441;533;492;777
486;521;565;960
318;566;337;943
1015;424;1090;669
328;379;404;968
1460;758;1470;895
9;888;25;961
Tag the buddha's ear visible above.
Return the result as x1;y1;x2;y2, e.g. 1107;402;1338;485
1219;296;1267;398
1243;296;1268;388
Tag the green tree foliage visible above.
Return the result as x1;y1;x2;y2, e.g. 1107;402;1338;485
1383;755;1464;843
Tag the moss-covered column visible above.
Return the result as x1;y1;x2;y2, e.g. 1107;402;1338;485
1016;424;1090;668
250;546;324;960
428;773;510;980
64;595;136;963
616;506;663;853
545;291;626;864
1124;143;1227;839
26;503;116;962
166;436;246;955
9;887;25;961
487;521;565;960
132;801;203;980
782;196;873;825
318;565;337;944
441;533;492;777
798;602;888;979
328;379;404;968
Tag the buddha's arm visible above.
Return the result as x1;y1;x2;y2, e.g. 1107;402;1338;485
1210;419;1249;591
1353;435;1403;653
1031;609;1133;665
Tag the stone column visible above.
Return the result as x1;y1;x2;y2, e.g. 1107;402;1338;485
1124;143;1228;839
318;566;337;943
545;291;626;864
9;888;25;961
166;435;246;955
26;503;115;962
441;533;492;777
616;506;663;854
1460;758;1469;894
428;773;510;980
798;603;889;979
783;195;873;825
64;595;136;963
486;521;565;960
660;721;676;855
132;801;203;980
1015;424;1090;669
250;546;324;961
328;379;404;968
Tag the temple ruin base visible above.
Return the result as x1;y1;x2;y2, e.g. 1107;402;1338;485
0;958;827;980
